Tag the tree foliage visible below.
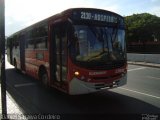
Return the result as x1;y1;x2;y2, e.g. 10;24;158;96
125;13;160;44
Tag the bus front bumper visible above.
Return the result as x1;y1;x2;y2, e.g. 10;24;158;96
69;74;127;95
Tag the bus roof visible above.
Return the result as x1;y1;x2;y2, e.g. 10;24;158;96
8;8;124;38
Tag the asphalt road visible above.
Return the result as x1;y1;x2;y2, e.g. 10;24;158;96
5;61;160;119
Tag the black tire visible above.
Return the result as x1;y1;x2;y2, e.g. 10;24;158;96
40;69;48;87
14;59;17;70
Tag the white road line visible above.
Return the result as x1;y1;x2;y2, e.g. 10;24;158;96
147;76;160;80
14;83;35;87
128;67;146;72
119;87;160;99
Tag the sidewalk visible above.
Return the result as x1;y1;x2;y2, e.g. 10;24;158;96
128;61;160;68
0;84;26;119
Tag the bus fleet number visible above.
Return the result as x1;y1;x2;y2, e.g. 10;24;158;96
81;12;92;20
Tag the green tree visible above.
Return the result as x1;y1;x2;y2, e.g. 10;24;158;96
125;13;160;44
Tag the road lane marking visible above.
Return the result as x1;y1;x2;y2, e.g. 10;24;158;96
128;67;146;72
119;87;160;99
14;83;36;87
147;76;160;80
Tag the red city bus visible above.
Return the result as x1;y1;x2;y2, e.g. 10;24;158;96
7;8;127;95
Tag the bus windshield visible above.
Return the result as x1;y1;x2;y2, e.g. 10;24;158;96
70;25;126;68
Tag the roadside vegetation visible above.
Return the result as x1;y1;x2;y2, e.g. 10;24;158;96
125;13;160;53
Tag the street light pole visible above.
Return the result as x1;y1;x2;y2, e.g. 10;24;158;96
0;0;8;118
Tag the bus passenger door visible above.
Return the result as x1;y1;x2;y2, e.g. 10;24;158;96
50;22;68;85
19;34;25;71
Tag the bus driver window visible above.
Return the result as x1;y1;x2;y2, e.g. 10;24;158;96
78;30;88;57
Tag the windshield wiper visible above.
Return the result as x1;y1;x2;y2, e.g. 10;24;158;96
87;51;108;62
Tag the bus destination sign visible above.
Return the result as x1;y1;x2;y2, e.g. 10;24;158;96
72;10;123;24
80;12;118;23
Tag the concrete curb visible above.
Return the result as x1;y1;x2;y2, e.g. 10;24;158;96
128;61;160;68
127;53;160;64
0;85;25;119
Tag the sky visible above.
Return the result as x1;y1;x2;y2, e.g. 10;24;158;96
5;0;160;36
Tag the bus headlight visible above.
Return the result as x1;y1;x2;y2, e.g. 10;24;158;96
74;71;80;76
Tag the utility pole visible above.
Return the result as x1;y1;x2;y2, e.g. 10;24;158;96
0;0;8;119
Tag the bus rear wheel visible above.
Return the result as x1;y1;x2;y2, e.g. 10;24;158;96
39;68;48;87
14;59;17;70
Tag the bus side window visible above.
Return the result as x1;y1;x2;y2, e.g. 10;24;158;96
35;37;47;49
14;40;19;49
27;39;35;49
25;40;28;48
34;25;48;50
25;31;32;49
13;35;19;49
